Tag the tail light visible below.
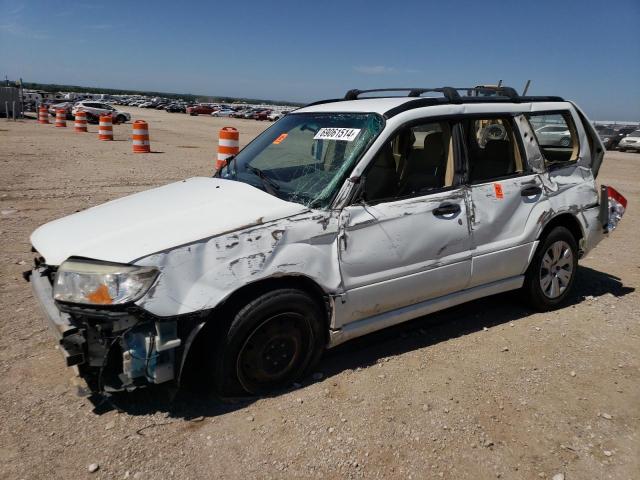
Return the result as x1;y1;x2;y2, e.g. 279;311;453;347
601;186;627;232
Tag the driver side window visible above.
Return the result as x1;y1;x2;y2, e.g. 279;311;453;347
364;121;454;203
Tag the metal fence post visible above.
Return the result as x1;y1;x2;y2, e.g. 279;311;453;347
12;101;16;121
5;101;8;121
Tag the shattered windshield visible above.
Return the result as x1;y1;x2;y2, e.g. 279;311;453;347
218;112;384;208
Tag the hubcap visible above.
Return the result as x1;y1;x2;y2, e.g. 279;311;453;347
539;240;574;299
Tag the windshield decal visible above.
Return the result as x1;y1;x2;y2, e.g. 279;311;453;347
273;133;288;144
313;128;361;142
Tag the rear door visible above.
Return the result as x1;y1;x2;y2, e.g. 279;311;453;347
462;115;546;288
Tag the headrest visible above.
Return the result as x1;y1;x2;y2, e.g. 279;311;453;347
423;132;445;159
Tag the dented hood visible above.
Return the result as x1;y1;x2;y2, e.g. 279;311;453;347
31;177;308;265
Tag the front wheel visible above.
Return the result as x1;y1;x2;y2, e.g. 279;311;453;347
522;226;578;311
116;115;127;124
213;289;325;396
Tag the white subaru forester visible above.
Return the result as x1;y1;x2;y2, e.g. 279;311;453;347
28;86;626;397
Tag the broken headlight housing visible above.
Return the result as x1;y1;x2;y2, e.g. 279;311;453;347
53;260;159;305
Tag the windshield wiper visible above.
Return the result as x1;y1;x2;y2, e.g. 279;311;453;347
246;165;281;196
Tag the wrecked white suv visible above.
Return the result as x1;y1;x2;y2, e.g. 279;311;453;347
28;86;627;396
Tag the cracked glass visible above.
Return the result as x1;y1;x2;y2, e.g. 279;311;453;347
218;113;384;208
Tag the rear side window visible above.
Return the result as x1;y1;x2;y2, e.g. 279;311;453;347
526;112;579;164
464;117;525;183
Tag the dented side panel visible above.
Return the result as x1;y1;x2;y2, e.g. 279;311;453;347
334;188;472;327
134;211;341;317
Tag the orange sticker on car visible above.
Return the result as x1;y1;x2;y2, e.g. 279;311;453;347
273;133;288;144
494;183;504;199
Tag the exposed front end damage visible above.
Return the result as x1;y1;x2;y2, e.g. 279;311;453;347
30;264;186;393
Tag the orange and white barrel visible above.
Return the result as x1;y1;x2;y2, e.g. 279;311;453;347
216;127;239;170
132;120;150;153
98;115;113;141
38;106;49;124
55;109;66;127
74;111;88;132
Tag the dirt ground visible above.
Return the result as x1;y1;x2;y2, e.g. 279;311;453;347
1;108;638;480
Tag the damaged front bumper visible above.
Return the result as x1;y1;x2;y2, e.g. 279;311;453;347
30;265;184;393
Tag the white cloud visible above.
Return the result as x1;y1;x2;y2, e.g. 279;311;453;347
353;65;397;75
0;23;49;40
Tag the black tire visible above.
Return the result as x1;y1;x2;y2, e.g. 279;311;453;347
618;148;625;152
522;226;578;311
116;115;126;124
560;137;571;147
213;289;325;396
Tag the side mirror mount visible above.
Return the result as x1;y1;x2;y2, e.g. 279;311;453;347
349;175;369;205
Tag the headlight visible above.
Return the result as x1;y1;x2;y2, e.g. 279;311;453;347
53;260;159;305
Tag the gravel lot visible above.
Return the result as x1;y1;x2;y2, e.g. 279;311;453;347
1;108;638;479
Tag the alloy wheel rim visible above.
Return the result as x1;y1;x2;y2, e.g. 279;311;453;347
539;240;574;299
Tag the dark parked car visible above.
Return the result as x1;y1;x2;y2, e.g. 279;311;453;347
165;104;186;113
186;104;216;115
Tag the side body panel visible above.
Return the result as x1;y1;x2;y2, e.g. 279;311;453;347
334;188;472;327
135;211;342;317
467;173;546;287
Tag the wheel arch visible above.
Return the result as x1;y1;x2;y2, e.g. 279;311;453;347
177;274;331;386
537;212;585;255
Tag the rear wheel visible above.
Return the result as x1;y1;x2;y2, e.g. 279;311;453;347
213;289;325;396
522;226;578;311
116;115;126;124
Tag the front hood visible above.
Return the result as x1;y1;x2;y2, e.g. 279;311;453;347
31;177;308;265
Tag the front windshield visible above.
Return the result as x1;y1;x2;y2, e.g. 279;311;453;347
218;112;384;208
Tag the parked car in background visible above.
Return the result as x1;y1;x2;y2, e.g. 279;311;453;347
48;102;75;119
187;104;216;115
617;130;640;152
534;124;572;147
28;85;626;397
268;111;283;121
211;108;235;117
252;110;272;120
604;127;637;150
165;104;186;113
72;101;131;124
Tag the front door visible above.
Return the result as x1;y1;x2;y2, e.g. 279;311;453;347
335;119;472;328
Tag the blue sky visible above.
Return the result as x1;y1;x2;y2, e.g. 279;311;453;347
1;0;639;120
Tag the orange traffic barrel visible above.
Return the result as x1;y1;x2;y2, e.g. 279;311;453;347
132;120;150;153
74;111;88;132
98;115;113;141
55;109;66;127
38;106;49;124
216;127;239;170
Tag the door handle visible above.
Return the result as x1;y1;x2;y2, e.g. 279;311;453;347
521;185;542;197
433;203;461;216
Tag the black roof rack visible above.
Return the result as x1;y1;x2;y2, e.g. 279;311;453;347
344;87;462;103
302;85;565;115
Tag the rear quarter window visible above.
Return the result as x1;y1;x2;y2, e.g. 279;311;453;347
526;112;579;165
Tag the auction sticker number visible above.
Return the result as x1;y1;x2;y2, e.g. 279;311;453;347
313;128;361;142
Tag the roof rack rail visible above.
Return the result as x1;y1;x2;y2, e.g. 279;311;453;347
456;85;521;100
344;87;462;103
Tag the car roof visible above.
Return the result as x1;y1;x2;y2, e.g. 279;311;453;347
295;86;566;119
296;97;412;115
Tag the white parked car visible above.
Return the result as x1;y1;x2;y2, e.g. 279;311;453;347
211;109;235;117
534;124;572;147
617;129;640;152
28;86;626;397
72;101;131;124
